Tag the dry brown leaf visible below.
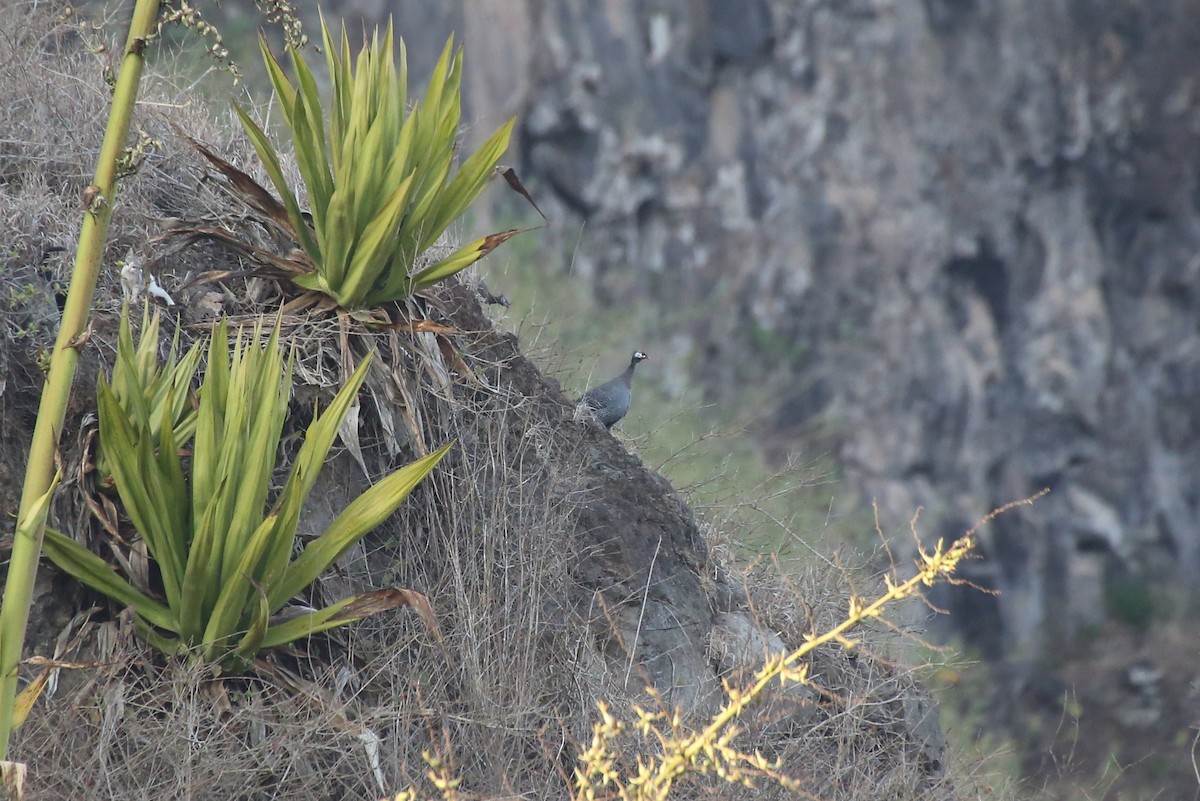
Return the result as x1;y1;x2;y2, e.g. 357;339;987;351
11;670;48;729
476;228;524;259
23;655;106;670
495;165;548;222
279;291;333;316
181;131;295;233
390;363;428;456
344;587;443;646
83;486;121;539
156;226;312;279
347;308;392;326
437;334;483;387
0;760;26;801
388;319;458;336
204;679;233;720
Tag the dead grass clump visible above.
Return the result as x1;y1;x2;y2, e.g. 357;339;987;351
17;640;389;800
335;337;593;797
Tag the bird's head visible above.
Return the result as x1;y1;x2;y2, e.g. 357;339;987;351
631;351;649;365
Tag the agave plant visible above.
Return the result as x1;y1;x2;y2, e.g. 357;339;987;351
226;14;518;309
95;305;202;484
43;314;450;670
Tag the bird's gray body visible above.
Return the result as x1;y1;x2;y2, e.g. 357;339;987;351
580;351;648;428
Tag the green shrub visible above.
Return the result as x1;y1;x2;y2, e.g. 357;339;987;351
44;311;450;670
232;13;517;308
96;305;202;484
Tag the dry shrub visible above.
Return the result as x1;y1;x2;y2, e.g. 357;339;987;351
586;536;959;801
737;565;946;799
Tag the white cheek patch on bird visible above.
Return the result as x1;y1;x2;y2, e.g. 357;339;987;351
576;351;648;429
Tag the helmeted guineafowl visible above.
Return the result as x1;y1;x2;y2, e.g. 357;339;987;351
579;351;648;428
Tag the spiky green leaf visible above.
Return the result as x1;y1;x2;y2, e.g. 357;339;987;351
43;528;176;632
272;442;451;607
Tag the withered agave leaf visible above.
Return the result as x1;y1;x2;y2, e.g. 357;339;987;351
406;228;525;296
259;587;443;649
183;134;296;235
495;164;548;222
156;226;314;281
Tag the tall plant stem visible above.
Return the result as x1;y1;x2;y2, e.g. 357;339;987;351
0;0;161;758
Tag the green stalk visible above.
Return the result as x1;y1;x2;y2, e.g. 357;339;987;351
0;0;162;758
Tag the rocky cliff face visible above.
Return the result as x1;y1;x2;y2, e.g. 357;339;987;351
344;0;1200;660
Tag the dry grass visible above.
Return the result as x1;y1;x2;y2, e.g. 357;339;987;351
16;361;589;800
2;3;1002;800
18;652;386;799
